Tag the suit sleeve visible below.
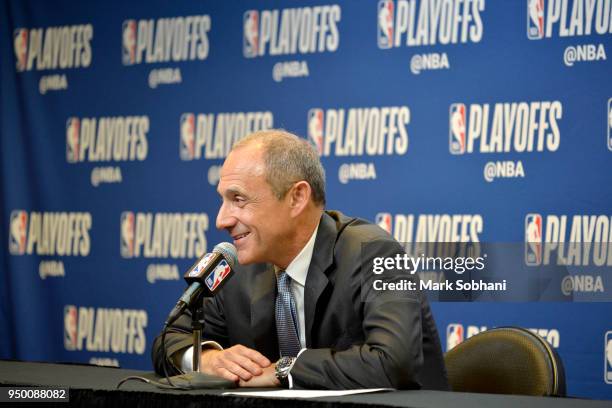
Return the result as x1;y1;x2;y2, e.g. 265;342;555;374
151;292;230;375
290;238;425;389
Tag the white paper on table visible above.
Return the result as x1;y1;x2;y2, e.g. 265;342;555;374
222;388;393;399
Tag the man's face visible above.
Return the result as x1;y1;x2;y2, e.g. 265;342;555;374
216;145;292;265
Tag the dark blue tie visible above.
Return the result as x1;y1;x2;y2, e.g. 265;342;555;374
275;270;301;357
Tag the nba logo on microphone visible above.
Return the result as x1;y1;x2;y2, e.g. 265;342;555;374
376;213;392;234
527;0;544;40
13;28;28;72
9;210;28;255
205;260;231;291
180;113;195;160
243;10;259;58
446;324;464;351
66;117;80;163
449;104;466;155
64;305;78;351
308;109;324;155
525;213;542;265
377;0;394;49
608;98;612;151
122;20;137;65
190;253;214;277
120;212;135;258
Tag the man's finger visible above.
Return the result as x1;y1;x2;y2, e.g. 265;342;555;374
235;346;271;367
226;352;264;376
217;367;239;383
222;359;254;381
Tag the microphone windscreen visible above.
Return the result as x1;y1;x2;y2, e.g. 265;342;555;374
213;242;238;267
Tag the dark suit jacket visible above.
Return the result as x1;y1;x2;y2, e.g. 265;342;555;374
152;211;448;390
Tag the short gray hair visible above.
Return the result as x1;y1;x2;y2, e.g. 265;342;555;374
232;130;326;206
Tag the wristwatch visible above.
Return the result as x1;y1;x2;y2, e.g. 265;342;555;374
275;356;297;388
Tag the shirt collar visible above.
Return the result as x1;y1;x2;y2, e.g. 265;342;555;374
275;221;320;287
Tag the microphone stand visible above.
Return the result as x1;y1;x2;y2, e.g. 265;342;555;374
191;304;205;373
161;301;236;389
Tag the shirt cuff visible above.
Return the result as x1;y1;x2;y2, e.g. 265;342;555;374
179;341;223;372
287;348;307;389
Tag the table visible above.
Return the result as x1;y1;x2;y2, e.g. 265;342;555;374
0;360;610;407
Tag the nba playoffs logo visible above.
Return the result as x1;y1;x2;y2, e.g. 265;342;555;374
180;113;195;160
376;213;392;234
527;0;544;39
377;0;394;49
243;10;259;58
449;104;466;155
525;213;542;265
447;324;464;351
120;212;135;258
9;210;28;255
205;259;231;291
122;20;137;65
605;331;612;383
307;109;324;155
608;98;612;151
190;253;214;277
66;117;80;163
64;305;78;351
13;28;28;72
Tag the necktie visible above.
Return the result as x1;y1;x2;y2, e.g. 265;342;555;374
275;270;301;357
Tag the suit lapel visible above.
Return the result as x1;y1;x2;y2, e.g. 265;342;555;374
250;264;279;360
303;212;337;347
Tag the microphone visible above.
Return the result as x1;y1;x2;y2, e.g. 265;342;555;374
164;242;237;327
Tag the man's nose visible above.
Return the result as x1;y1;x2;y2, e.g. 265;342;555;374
216;202;235;230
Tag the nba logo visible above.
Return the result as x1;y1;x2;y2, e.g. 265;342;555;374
447;324;464;351
180;113;195;161
449;103;466;155
377;0;394;49
376;213;392;234
13;28;28;72
605;331;612;383
205;260;231;291
190;253;214;277
9;210;28;255
607;98;612;151
243;10;259;58
66;118;80;163
308;109;324;155
527;0;544;40
64;305;78;351
525;213;542;265
120;212;135;258
122;20;137;65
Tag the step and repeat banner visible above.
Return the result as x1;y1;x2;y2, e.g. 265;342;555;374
1;0;611;399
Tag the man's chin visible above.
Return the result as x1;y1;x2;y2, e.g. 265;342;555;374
236;250;259;266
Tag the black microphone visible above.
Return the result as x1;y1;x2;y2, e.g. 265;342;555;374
164;242;237;327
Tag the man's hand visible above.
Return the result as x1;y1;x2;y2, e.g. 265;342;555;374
238;364;280;388
200;345;271;382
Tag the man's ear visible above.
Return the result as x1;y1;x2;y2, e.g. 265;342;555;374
288;181;312;216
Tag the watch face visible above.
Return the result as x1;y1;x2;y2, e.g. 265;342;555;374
275;358;295;388
276;357;295;376
278;357;292;369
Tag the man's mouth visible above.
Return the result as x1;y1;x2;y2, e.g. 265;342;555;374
232;232;250;242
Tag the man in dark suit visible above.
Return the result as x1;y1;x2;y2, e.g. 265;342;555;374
152;130;448;390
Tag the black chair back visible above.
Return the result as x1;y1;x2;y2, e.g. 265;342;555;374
444;327;566;396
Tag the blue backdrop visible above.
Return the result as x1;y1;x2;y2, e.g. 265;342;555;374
1;0;611;399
